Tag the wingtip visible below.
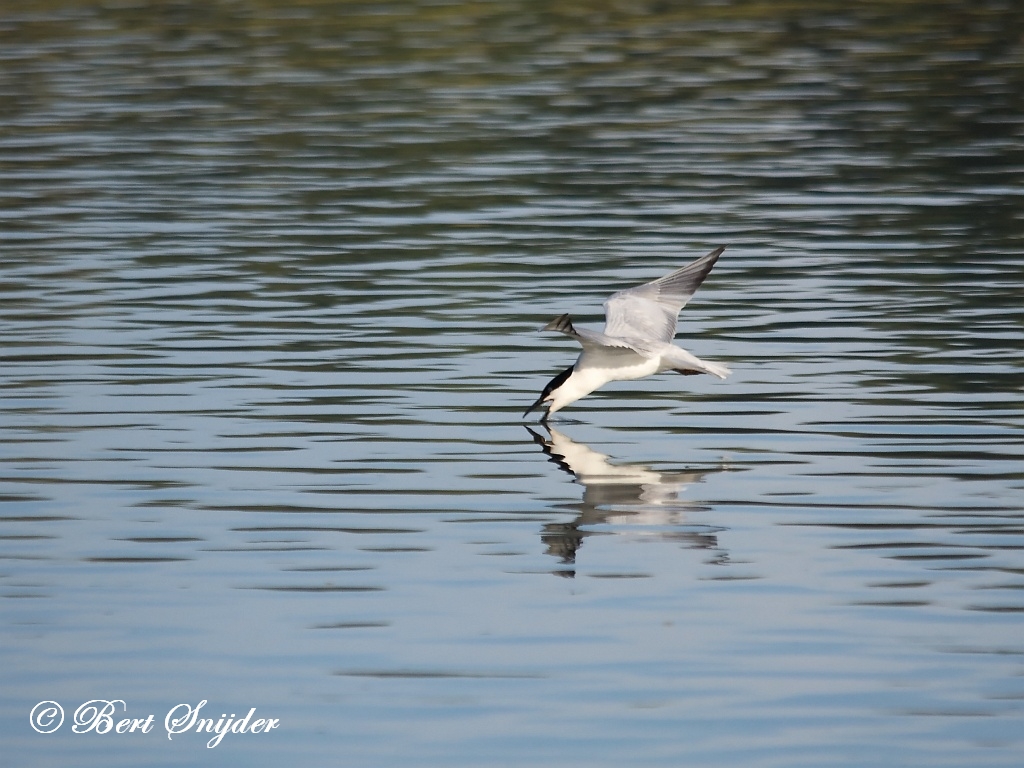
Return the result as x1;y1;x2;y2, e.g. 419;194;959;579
541;313;576;335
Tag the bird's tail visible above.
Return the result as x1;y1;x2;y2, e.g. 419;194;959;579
698;359;730;379
666;347;730;379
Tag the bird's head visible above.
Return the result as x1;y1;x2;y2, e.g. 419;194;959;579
523;365;574;421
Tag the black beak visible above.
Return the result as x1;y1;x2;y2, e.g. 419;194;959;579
523;393;548;419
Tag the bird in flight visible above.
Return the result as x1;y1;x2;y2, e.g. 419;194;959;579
524;246;730;421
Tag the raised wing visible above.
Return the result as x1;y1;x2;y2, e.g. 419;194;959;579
602;246;725;343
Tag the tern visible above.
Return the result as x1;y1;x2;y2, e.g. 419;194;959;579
524;245;730;421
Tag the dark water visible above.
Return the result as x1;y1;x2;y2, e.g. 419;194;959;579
2;1;1023;766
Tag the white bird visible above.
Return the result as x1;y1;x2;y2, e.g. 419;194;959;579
524;246;730;421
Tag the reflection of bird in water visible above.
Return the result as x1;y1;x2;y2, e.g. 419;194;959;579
526;426;728;574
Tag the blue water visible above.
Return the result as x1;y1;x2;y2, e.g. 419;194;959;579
2;2;1023;766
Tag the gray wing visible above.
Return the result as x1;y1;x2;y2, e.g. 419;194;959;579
542;313;658;358
602;246;725;343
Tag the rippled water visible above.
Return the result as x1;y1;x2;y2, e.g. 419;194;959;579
2;2;1023;766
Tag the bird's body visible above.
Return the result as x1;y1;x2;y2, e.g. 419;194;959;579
525;246;730;420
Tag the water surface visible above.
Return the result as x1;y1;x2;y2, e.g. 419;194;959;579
2;2;1023;766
